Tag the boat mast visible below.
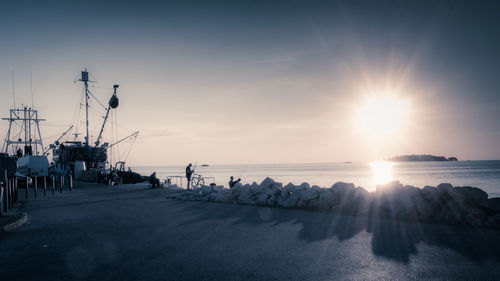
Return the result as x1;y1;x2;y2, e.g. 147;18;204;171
79;69;91;165
2;107;45;155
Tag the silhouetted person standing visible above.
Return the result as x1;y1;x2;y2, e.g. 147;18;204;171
228;176;241;188
186;163;194;189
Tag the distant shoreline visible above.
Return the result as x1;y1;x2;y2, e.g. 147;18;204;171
387;154;458;162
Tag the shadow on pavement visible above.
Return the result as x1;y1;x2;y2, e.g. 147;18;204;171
171;200;500;263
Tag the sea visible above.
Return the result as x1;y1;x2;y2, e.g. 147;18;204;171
133;160;500;197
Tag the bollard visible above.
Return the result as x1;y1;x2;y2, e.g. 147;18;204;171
60;175;63;193
43;176;47;196
69;175;73;192
34;176;38;198
26;177;29;200
52;176;55;195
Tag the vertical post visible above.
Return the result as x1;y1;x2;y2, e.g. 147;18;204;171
14;177;18;203
34;176;37;198
4;170;9;212
26;177;29;199
1;183;4;215
11;178;14;207
52;176;55;195
43;176;47;196
8;178;12;209
60;175;63;193
69;175;73;192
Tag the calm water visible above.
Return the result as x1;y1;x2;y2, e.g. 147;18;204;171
133;161;500;197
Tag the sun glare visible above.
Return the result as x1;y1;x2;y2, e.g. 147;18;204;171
357;95;409;138
370;161;394;185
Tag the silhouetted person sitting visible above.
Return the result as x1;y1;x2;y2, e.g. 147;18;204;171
150;172;160;188
229;176;241;188
186;163;194;189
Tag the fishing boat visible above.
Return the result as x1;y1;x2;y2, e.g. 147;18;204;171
2;106;49;177
50;69;139;182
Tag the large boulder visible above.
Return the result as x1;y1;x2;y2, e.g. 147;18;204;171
317;188;340;210
296;188;319;208
330;182;358;213
370;182;422;220
237;186;256;205
437;196;488;226
279;183;296;202
281;191;300;208
454;186;488;203
486;214;500;228
480;198;500;214
260;177;275;189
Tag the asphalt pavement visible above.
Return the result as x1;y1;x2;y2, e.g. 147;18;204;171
1;182;499;281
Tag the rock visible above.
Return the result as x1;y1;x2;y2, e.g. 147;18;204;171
270;182;283;191
317;189;339;210
237;188;256;205
439;200;465;225
256;191;270;205
480;198;500;214
486;214;500;228
308;195;322;209
414;192;434;219
454;186;488;203
280;183;295;201
332;182;356;195
260;177;275;189
282;192;300;208
311;185;322;192
437;183;454;192
297;188;318;208
438;199;488;226
299;182;310;190
166;177;495;228
371;182;421;219
353;187;371;215
214;190;235;202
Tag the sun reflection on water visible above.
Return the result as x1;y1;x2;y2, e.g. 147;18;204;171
370;161;395;185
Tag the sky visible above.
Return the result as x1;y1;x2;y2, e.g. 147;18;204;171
1;0;499;166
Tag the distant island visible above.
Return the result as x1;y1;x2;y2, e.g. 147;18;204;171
387;154;458;162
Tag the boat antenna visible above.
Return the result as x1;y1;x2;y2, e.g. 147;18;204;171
30;72;34;108
11;70;16;108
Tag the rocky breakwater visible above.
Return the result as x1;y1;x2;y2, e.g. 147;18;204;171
166;178;500;228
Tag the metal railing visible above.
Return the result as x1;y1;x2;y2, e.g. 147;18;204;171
165;175;216;189
1;169;74;215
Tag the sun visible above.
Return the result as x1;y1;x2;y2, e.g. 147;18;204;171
356;95;409;138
